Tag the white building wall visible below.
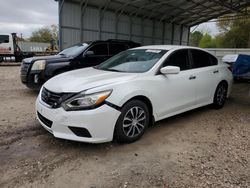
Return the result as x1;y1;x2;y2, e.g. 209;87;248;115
206;48;250;61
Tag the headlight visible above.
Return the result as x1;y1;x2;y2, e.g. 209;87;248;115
31;60;46;71
62;90;112;111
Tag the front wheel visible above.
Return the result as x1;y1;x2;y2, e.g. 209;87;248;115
212;82;228;109
114;100;150;143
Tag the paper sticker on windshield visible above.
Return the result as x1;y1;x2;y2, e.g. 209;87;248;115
146;49;161;53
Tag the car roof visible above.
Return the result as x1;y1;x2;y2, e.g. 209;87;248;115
134;45;204;51
90;39;139;44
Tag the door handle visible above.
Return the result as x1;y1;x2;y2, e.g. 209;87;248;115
189;75;196;80
213;70;219;74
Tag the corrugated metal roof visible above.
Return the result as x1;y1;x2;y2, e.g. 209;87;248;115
62;0;250;26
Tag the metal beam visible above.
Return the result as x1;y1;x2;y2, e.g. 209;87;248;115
210;0;246;14
188;1;250;26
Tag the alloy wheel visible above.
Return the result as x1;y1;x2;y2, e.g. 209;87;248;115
122;106;146;138
216;85;227;105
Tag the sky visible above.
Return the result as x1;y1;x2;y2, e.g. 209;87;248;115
0;0;58;38
0;0;219;39
192;21;220;36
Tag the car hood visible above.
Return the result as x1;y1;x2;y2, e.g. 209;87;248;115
43;67;137;93
23;55;71;63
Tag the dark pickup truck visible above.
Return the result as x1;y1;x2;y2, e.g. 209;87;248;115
20;39;140;90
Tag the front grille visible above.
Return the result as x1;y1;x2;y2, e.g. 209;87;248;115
41;87;74;108
41;87;63;108
37;112;53;128
20;63;30;75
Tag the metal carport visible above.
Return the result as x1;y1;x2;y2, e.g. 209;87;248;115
56;0;250;50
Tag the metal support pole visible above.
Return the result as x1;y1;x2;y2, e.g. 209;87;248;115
80;0;89;42
152;20;155;44
58;0;65;51
98;8;102;40
129;16;132;40
187;26;190;46
99;0;110;40
171;23;175;45
162;22;165;44
115;14;118;39
180;25;183;45
141;18;144;44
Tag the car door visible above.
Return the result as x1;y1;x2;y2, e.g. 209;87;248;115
80;43;109;67
190;49;220;105
154;49;196;119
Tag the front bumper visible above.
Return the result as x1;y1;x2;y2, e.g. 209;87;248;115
21;71;46;90
20;63;46;89
36;98;121;143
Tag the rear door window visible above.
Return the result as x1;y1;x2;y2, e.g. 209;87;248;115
191;49;216;68
0;35;9;43
109;43;127;55
163;49;190;71
88;43;108;56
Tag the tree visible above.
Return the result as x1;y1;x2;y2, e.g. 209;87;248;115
199;33;216;48
29;25;58;43
216;15;250;48
190;31;203;47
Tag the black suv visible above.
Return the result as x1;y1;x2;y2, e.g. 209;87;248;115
20;39;140;89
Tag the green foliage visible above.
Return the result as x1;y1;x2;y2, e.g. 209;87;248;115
29;25;58;43
199;33;216;48
190;31;203;47
216;17;250;48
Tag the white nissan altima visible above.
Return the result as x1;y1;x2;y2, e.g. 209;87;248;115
36;45;233;143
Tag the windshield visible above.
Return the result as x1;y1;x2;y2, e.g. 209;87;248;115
0;35;9;43
59;43;89;57
96;49;167;73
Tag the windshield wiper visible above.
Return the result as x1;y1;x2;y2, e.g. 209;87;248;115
59;53;66;57
106;68;125;72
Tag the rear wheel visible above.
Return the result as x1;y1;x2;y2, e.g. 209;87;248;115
212;82;228;109
114;100;150;143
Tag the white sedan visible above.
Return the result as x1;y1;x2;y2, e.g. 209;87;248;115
36;45;233;143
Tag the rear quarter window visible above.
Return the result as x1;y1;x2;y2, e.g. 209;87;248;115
191;49;216;68
209;54;218;65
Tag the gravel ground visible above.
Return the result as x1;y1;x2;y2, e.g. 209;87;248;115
0;66;249;188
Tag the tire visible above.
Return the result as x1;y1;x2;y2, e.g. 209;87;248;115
15;56;22;62
212;82;228;109
0;56;3;63
114;100;150;143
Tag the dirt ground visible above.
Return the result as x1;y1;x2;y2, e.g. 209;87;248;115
0;66;249;188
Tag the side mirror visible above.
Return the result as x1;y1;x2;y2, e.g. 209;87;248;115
160;66;180;74
84;51;94;57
